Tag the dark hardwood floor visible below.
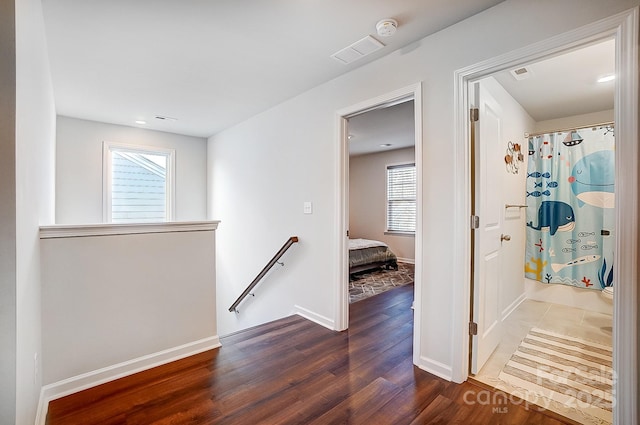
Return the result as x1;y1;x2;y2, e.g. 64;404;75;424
46;284;575;424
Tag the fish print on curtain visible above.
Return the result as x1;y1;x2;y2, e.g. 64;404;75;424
524;125;615;290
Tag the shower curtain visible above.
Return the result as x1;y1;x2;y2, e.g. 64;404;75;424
524;125;615;290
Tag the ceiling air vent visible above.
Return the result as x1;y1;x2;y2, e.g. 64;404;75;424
331;35;384;65
510;66;532;81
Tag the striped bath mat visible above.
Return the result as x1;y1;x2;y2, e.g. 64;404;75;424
498;328;613;423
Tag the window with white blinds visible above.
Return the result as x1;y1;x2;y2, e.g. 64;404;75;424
386;163;416;233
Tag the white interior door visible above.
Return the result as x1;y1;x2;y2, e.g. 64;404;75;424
471;82;504;374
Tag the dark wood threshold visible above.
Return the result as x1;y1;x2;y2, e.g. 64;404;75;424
46;285;574;424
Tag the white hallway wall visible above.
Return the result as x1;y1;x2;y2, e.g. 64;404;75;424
14;0;57;423
208;0;638;377
40;229;218;387
349;147;416;262
56;116;208;224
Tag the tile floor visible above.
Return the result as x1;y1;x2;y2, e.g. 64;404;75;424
473;299;613;424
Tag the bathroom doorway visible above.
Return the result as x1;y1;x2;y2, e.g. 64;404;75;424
468;38;618;424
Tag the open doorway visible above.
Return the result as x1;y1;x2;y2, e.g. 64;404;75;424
468;38;619;424
346;100;416;304
453;13;638;422
335;84;423;365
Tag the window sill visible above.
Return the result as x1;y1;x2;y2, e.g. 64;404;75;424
384;231;416;237
39;220;220;239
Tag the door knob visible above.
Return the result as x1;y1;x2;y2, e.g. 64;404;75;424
501;234;511;242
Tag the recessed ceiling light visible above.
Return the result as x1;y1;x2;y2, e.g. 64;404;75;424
380;143;392;147
135;120;146;125
597;75;615;83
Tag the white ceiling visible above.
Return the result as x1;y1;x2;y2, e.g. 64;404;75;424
493;38;615;122
41;0;506;138
348;100;415;157
347;38;615;157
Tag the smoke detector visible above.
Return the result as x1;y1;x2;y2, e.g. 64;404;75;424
376;19;397;37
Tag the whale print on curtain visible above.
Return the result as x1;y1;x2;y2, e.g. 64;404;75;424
524;125;615;290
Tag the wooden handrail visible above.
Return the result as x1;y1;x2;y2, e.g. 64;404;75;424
228;236;299;313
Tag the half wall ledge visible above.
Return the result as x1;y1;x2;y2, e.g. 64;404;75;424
39;220;220;239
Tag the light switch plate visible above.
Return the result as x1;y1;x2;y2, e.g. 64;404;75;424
303;201;313;214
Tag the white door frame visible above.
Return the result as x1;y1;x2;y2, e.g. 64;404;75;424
452;8;638;424
335;83;423;362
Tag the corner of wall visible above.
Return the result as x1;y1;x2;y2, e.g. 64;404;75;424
292;305;335;330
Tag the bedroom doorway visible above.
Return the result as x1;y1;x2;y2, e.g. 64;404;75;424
347;99;416;304
335;84;423;357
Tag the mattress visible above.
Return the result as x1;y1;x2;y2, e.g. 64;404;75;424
348;238;397;270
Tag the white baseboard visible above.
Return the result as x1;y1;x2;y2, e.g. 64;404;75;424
397;257;415;264
417;356;453;381
501;292;526;321
35;335;221;425
292;305;335;330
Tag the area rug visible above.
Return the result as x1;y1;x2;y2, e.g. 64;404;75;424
498;327;613;424
349;262;414;303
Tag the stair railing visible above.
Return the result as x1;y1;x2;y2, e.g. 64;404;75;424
228;236;299;313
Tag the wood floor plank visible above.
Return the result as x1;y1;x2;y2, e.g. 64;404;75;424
47;349;215;419
366;378;444;424
408;394;462;424
46;283;575;425
307;377;403;425
252;371;351;424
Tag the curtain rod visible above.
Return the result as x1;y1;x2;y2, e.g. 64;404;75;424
524;121;614;138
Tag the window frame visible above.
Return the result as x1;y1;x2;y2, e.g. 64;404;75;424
102;141;176;223
385;162;416;235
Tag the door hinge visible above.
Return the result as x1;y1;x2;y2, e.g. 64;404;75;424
470;108;479;122
469;322;478;336
470;215;479;229
346;230;349;237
